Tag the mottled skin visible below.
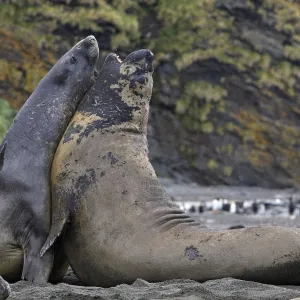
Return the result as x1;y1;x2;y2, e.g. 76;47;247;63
42;50;300;287
0;36;99;283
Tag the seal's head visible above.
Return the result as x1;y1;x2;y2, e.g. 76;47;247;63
96;49;154;132
64;49;154;143
47;35;99;96
103;49;154;102
100;49;154;132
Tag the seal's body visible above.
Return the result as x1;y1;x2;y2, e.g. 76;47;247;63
0;36;99;283
42;50;300;287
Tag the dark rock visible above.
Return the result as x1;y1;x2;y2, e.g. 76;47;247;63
228;225;245;229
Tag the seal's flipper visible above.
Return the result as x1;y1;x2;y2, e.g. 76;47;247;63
40;213;69;257
40;193;70;257
22;238;54;283
0;142;7;171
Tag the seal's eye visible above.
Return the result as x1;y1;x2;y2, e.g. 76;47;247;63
71;56;77;64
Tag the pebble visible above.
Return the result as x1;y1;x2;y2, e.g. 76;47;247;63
0;276;10;300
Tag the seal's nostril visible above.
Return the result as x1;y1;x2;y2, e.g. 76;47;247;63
89;38;96;43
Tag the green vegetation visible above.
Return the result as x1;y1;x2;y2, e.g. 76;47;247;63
223;166;233;177
0;0;140;106
0;99;16;141
175;82;226;133
207;159;218;170
152;0;300;182
2;0;300;185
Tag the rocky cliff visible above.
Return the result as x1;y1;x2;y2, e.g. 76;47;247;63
1;0;300;188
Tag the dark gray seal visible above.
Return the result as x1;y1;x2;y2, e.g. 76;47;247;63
0;35;99;283
41;50;300;287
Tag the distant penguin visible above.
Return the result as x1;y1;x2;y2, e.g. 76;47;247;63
252;200;259;214
212;199;219;211
222;199;230;212
198;203;204;213
189;205;196;214
230;201;237;214
218;198;224;210
258;203;266;214
289;197;295;215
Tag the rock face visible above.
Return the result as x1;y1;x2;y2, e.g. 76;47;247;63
2;0;300;188
7;277;300;300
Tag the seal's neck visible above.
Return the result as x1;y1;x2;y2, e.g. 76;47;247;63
77;78;152;138
105;100;149;136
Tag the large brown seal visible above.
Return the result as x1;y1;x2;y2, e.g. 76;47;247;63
42;50;300;287
0;36;99;283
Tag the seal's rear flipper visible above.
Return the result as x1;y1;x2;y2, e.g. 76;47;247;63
0;142;7;172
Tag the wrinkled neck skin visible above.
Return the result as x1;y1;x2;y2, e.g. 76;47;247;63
60;66;204;232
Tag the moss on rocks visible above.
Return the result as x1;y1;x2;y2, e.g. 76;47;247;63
2;0;300;187
176;82;227;133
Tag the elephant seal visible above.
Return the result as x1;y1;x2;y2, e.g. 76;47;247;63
0;276;10;300
0;35;99;283
41;50;300;287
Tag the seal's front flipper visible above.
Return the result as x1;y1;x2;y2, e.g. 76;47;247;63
0;142;7;171
22;236;54;283
40;212;69;258
40;192;70;258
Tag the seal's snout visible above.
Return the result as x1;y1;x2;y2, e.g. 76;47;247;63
124;49;154;63
123;49;154;72
82;35;96;45
77;35;97;48
79;35;99;65
145;50;154;72
86;35;97;46
145;50;154;62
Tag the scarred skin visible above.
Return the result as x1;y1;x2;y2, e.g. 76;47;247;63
42;50;300;287
0;35;99;283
